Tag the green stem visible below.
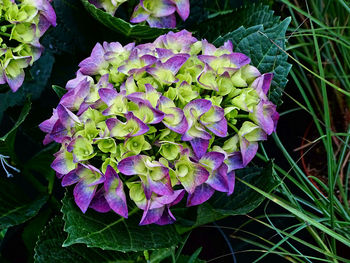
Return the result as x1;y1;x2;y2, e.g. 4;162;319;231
236;114;250;119
227;122;239;133
0;32;11;38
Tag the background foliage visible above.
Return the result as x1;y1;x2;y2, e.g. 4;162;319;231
6;0;347;262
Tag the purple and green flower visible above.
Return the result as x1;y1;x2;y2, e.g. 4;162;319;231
40;30;279;225
89;0;190;28
0;0;56;92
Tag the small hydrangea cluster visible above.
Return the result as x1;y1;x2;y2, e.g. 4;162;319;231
0;0;56;92
89;0;189;28
40;30;278;225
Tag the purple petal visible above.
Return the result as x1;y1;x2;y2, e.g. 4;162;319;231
251;73;273;98
51;150;75;175
240;139;259;167
162;55;190;74
98;88;118;105
39;109;58;133
60;80;90;111
130;4;149;23
50;120;68;143
61;170;79;186
226;152;244;172
181;164;209;194
154;207;176;225
56;104;81;129
184;99;212;117
227;171;235;195
117;155;144;175
253;100;279;135
204;117;228;137
154;189;185;207
146;174;173;197
206;164;229;193
89;188;111;213
170;0;190;20
200;151;225;170
141;0;176;17
6;70;25;92
78;43;107;75
73;180;98;213
147;13;176;28
162;107;188;134
187;184;215;206
190;138;209;159
140;206;164;225
104;166;128;218
226;53;251;68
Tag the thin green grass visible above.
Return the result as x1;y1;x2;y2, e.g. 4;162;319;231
228;0;350;261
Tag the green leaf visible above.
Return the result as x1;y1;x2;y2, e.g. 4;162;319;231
22;207;52;258
0;98;31;158
80;0;172;39
238;175;350;248
0;176;47;230
34;216;137;263
195;3;281;41
52;85;67;98
176;163;275;233
0;98;31;142
214;18;292;105
61;192;182;252
0;52;54;121
23;143;59;178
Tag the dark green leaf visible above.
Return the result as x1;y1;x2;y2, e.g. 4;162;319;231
0;98;31;158
22;207;52;258
23;143;59;179
176;163;275;233
195;3;280;41
80;0;172;39
52;85;67;98
209;163;275;214
149;248;174;263
214;18;292;105
61;192;182;252
0;98;31;142
0;176;47;230
34;216;137;263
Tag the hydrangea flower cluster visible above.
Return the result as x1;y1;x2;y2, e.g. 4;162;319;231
0;0;56;92
40;30;278;225
89;0;189;28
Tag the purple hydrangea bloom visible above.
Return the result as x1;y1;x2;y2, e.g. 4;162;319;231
40;30;279;225
89;0;190;28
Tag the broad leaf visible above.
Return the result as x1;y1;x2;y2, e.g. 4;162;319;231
80;0;172;39
61;192;182;252
214;18;292;105
34;216;137;263
0;176;47;230
195;3;281;41
0;99;31;158
175;163;275;233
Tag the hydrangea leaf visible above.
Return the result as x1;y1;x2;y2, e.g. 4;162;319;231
80;0;173;39
175;162;275;233
61;192;182;252
213;18;292;105
0;176;48;230
34;216;139;263
195;3;281;41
